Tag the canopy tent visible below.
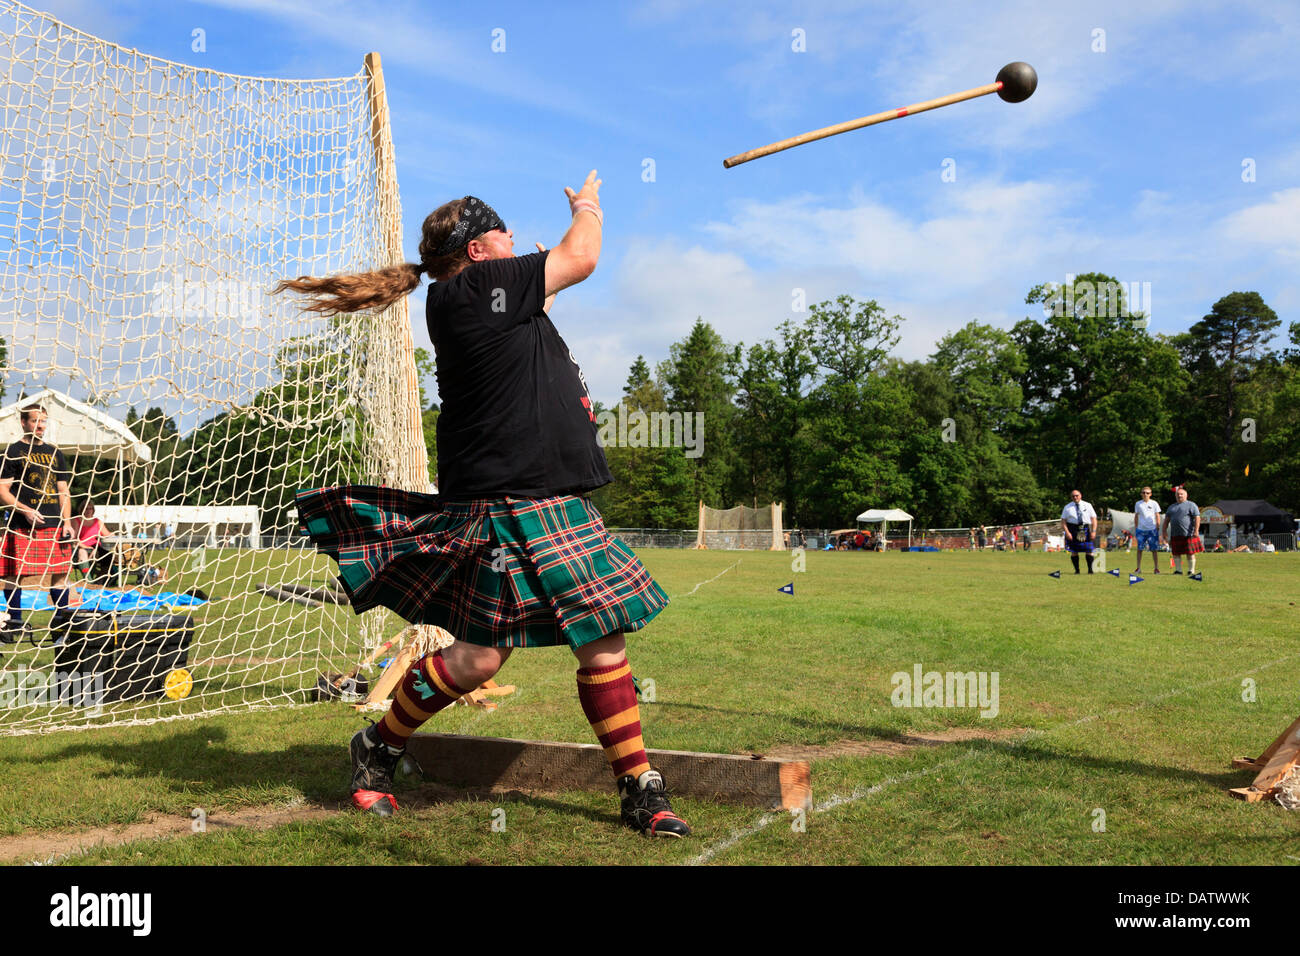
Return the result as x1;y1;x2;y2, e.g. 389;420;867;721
0;388;152;511
856;508;915;548
1209;500;1294;535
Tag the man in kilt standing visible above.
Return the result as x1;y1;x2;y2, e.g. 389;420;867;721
0;405;76;644
281;171;690;837
1162;485;1202;576
1060;489;1098;574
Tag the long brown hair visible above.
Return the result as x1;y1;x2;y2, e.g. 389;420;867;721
273;198;475;315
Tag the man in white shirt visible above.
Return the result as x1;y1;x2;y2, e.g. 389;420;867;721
1133;486;1162;575
1060;489;1098;574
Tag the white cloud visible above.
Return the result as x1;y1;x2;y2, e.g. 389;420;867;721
700;179;1081;290
1220;188;1300;260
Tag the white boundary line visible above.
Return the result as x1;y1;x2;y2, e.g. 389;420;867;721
688;653;1300;864
673;559;741;599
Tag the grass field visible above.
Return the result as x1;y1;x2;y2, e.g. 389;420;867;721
1;546;1297;865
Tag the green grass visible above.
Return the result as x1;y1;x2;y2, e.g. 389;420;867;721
2;547;1298;864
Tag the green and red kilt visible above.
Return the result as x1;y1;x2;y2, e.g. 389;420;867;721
294;486;668;649
1170;534;1204;556
1;525;72;578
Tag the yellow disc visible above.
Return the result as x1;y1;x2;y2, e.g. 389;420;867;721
164;669;193;700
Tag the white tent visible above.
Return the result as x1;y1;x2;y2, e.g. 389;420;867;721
856;508;915;548
0;389;152;510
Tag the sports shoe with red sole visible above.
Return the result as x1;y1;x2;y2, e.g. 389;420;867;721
618;769;691;838
349;724;403;817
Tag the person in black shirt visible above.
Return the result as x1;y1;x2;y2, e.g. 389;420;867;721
281;171;689;837
0;405;76;643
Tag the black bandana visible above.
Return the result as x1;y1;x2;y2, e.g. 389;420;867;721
436;196;506;256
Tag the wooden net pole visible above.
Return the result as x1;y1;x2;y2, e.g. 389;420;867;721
364;51;429;494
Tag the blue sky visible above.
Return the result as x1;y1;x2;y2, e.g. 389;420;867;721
30;0;1300;405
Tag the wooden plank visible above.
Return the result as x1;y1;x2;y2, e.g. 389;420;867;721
1252;714;1300;766
257;584;324;608
405;732;812;810
360;641;419;707
1231;757;1265;771
279;582;350;605
1229;787;1269;803
1248;735;1300;794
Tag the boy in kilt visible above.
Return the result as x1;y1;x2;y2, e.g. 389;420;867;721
0;406;76;644
280;171;690;837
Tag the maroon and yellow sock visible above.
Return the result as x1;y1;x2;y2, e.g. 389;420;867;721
376;651;469;749
577;659;651;781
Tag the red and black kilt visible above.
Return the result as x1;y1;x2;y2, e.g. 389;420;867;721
1170;534;1204;556
295;485;668;649
1;526;72;578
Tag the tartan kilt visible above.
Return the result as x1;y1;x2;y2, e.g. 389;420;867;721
1;525;72;578
1170;534;1204;556
1064;525;1095;554
295;486;668;649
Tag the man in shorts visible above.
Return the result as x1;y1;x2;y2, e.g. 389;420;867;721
1133;486;1162;575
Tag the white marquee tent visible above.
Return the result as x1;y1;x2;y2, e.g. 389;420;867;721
856;508;915;548
0;388;152;508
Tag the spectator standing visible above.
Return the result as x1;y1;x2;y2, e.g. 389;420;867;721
1133;486;1162;575
1060;489;1098;574
0;405;75;642
1162;486;1203;575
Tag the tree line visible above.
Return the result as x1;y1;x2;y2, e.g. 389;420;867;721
587;275;1299;530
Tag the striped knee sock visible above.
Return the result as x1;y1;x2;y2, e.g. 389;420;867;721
376;651;469;750
577;660;651;781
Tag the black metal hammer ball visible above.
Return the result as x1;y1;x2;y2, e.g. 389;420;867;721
995;62;1037;103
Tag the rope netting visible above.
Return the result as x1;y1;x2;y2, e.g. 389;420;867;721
698;503;782;550
0;1;429;734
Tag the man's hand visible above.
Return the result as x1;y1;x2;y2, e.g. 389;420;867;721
545;170;602;297
21;506;45;527
565;169;601;212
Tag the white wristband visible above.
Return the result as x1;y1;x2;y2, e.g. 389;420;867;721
571;200;603;225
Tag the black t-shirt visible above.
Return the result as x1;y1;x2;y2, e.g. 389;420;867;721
1;439;71;529
426;250;612;498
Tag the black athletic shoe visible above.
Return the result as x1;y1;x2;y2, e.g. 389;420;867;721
349;723;404;816
1173;570;1183;575
618;769;691;838
0;622;32;645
